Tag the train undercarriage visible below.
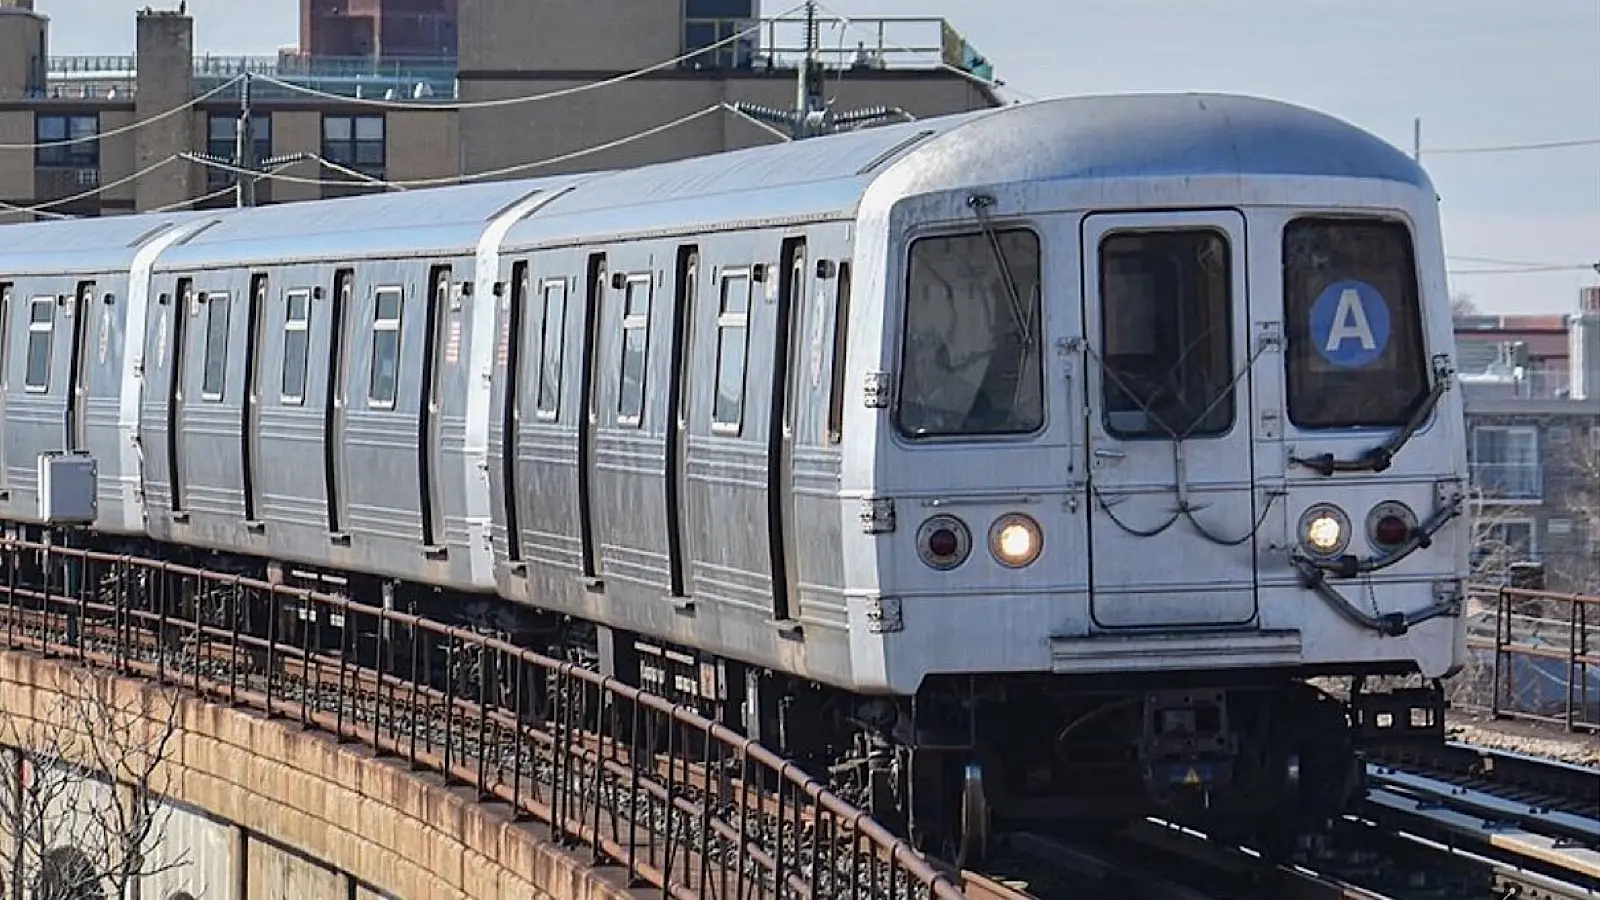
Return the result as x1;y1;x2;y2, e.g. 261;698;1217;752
2;526;1450;869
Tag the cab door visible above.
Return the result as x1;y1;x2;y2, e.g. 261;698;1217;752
1080;210;1259;629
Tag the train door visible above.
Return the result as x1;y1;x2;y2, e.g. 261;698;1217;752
664;246;698;599
165;278;193;519
0;283;9;502
577;253;606;585
418;265;450;553
1079;210;1259;629
768;237;807;626
241;273;268;527
64;280;96;452
324;268;353;540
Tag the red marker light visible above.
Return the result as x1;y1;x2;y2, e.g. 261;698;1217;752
928;527;960;559
1374;515;1410;547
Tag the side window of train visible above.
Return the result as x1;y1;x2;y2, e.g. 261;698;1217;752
281;289;312;405
1097;229;1233;439
712;270;752;435
826;262;852;444
617;273;651;426
24;296;56;393
368;287;403;409
536;278;566;420
0;283;9;389
201;292;231;401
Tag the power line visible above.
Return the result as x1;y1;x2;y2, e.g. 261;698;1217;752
0;155;179;217
0;77;244;152
249;4;809;112
1449;264;1598;276
1426;136;1600;155
189;104;752;190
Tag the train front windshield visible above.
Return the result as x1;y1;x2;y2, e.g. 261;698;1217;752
895;228;1045;439
1283;217;1432;430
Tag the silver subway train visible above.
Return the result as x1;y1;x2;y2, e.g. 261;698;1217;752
0;93;1471;862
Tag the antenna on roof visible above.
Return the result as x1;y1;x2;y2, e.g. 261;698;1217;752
729;1;910;140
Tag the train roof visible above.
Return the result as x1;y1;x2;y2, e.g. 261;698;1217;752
0;92;1431;272
155;175;593;269
0;211;224;276
867;92;1431;198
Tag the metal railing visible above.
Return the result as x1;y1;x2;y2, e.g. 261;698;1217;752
38;12;995;103
1462;584;1598;734
0;538;964;900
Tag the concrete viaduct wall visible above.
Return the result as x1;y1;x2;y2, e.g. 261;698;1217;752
0;651;632;900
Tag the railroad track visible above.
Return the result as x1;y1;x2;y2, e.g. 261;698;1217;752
5;544;1596;900
0;546;965;900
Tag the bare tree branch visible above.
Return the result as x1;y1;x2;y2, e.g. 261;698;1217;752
0;664;190;900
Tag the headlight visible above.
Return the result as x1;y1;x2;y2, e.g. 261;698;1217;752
989;513;1042;568
1366;501;1419;551
1298;503;1350;558
917;515;972;570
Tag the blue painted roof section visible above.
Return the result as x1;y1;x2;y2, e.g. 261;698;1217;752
0;211;222;275
883;93;1431;194
159;174;593;268
506;111;992;246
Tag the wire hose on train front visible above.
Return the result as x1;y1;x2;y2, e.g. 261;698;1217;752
1290;355;1454;476
1079;338;1278;548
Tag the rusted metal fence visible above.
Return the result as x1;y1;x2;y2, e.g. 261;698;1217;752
1464;583;1598;734
0;538;965;900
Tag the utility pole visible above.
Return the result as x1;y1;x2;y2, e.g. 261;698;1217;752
236;72;256;208
731;0;910;140
1413;116;1422;162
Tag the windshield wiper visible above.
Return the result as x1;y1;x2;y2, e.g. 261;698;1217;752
1291;354;1454;476
966;193;1033;350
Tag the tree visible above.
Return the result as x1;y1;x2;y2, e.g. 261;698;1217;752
0;665;189;900
1451;292;1480;317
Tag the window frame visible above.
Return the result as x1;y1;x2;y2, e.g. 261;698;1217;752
535;278;567;421
280;288;312;405
23;295;55;393
206;112;274;189
1095;226;1237;441
892;224;1047;442
1470;423;1542;502
711;269;753;435
1281;214;1431;431
616;273;652;427
35;113;99;168
321;113;387;175
825;261;852;444
200;291;232;402
367;286;404;410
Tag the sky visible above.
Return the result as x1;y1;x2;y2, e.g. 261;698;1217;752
35;0;1600;315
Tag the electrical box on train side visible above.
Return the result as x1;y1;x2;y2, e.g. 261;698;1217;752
37;452;98;526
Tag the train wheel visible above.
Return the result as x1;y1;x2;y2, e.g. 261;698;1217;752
955;760;991;868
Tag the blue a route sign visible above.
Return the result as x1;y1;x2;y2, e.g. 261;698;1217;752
1309;279;1391;369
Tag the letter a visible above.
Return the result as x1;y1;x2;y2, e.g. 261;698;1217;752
1324;288;1376;353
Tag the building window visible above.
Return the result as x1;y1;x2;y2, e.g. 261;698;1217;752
1471;425;1541;500
36;114;98;167
1473;517;1537;575
683;0;756;69
206;114;273;190
322;114;386;176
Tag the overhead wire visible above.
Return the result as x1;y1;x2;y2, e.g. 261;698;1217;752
1425;136;1600;155
0;155;179;217
248;3;810;112
189;104;770;191
0;76;245;151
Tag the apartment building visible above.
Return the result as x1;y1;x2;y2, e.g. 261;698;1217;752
0;0;1001;221
1461;287;1600;591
